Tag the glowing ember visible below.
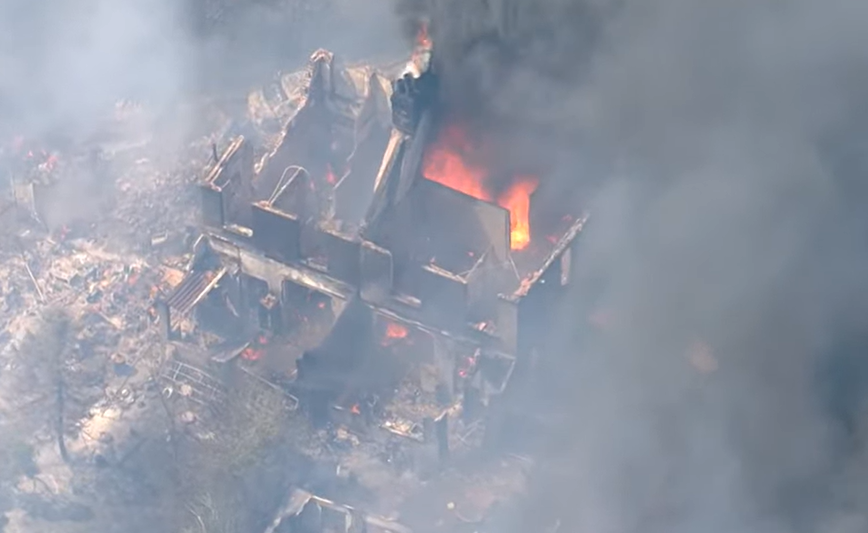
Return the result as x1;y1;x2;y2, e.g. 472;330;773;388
42;154;58;172
241;335;269;361
382;322;409;346
325;164;336;185
241;347;263;361
422;124;539;251
416;22;432;49
386;322;408;339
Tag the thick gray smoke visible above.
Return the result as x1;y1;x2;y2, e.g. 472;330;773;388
403;0;868;531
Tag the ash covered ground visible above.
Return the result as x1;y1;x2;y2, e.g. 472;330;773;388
2;1;868;533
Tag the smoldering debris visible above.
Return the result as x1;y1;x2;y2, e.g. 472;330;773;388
0;86;245;531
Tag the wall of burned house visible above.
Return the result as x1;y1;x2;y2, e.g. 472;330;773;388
404;179;509;272
412;265;469;331
194;274;247;339
269;167;322;223
256;104;335;205
200;184;225;228
516;249;570;357
296;299;379;426
359;241;393;303
332;78;393;225
483;242;579;446
362;177;515;333
222;141;255;228
200;139;254;230
299;226;362;286
281;280;336;334
240;273;270;329
251;203;302;263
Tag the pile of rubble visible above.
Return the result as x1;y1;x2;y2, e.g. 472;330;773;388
0;95;237;532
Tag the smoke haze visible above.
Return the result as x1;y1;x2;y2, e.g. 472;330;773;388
0;0;194;139
407;0;868;531
4;0;868;530
0;0;405;142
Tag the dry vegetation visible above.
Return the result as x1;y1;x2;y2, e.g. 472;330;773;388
175;373;295;533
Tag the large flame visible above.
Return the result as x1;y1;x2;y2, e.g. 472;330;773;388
422;125;490;200
498;176;538;250
422;124;539;250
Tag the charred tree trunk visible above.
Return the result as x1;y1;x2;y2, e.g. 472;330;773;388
49;311;71;464
56;375;69;464
29;307;73;464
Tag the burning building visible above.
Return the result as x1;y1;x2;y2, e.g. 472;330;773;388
160;39;586;462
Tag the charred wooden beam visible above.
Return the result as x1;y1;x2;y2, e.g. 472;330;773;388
390;70;438;136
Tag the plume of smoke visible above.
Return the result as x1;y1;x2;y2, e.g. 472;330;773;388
395;0;868;531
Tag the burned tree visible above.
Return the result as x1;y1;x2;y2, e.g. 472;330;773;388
33;307;73;463
8;307;74;463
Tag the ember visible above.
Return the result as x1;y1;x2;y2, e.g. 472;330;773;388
241;347;263;361
416;22;432;49
382;322;409;346
422;124;540;250
241;335;269;361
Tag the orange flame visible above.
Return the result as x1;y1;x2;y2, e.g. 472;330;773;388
498;176;538;250
422;124;539;250
422;125;490;200
325;164;336;185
